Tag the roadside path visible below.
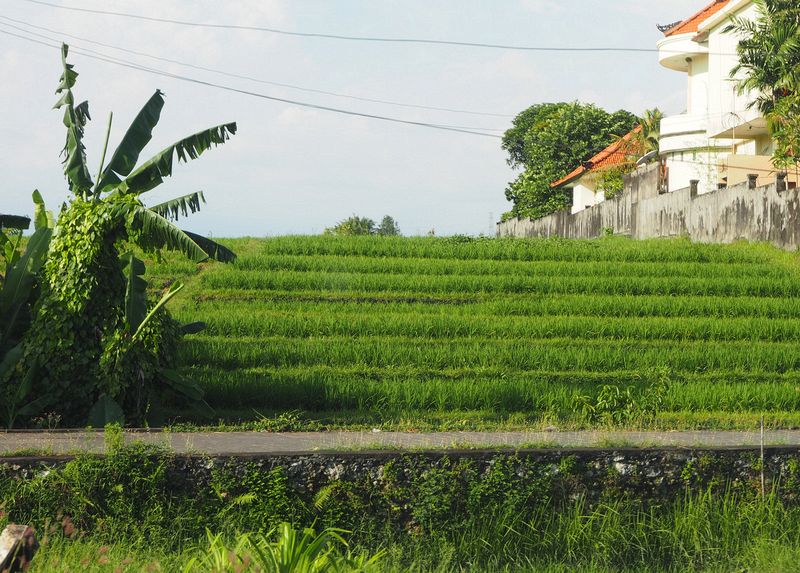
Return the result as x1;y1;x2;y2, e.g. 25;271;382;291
1;429;799;455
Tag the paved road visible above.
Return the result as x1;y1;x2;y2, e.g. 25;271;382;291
1;429;799;455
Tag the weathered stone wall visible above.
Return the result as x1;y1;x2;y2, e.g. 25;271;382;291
498;191;632;240
497;164;800;251
3;447;800;503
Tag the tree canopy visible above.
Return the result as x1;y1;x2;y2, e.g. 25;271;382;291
501;102;638;221
325;215;401;236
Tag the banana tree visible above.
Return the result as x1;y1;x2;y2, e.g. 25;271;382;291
89;252;210;427
0;192;54;427
14;44;238;426
54;43;236;261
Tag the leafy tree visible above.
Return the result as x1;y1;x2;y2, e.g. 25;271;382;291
377;215;401;236
325;215;375;236
501;102;637;220
325;215;401;237
12;44;237;425
324;216;376;236
599;109;663;199
726;0;800;168
630;108;663;157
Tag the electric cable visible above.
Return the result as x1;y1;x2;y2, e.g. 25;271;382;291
20;0;740;57
0;14;513;119
0;26;504;139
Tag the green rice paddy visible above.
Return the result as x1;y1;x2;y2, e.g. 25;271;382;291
152;235;800;429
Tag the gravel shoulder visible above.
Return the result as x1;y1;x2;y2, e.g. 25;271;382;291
0;429;796;456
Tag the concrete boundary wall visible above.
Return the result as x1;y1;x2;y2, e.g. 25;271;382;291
497;163;800;251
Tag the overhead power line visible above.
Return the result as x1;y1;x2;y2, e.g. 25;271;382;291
21;0;739;56
0;26;503;139
0;15;512;120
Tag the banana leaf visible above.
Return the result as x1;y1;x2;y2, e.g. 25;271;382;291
121;252;148;334
96;90;166;193
121;122;236;195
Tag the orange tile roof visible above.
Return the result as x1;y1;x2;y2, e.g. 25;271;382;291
664;0;730;37
551;126;643;189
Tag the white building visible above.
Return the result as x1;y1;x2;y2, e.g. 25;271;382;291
552;0;796;216
657;0;791;194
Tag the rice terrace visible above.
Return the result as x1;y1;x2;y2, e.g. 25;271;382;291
4;0;800;572
168;235;800;431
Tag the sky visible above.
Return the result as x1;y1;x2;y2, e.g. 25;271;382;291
0;0;704;237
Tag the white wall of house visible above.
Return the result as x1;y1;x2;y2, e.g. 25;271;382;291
570;182;604;214
667;150;726;193
657;0;766;196
687;54;709;115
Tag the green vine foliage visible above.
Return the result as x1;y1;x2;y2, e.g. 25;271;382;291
21;200;123;418
19;198;182;425
597;164;634;200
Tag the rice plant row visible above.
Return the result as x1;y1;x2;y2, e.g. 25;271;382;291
231;253;795;280
249;235;779;263
185;364;800;412
182;335;800;372
184;308;800;342
199;269;800;297
189;293;800;319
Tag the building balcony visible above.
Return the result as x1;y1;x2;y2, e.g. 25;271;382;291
707;107;768;140
659;113;721;154
657;34;708;72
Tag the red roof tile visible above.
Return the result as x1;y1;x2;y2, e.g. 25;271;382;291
551;126;643;189
664;0;730;37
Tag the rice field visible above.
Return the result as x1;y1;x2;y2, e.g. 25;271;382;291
153;235;800;428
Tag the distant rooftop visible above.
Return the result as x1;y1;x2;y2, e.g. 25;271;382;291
664;0;730;37
551;126;643;189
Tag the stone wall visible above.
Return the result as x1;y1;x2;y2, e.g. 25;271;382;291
4;447;800;503
497;163;800;250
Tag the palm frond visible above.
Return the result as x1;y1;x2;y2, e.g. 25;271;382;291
159;368;205;402
182;230;236;263
96;90;166;193
0;215;30;231
130;205;236;263
53;44;93;196
0;226;53;348
148;191;205;221
129;206;209;262
120;123;237;195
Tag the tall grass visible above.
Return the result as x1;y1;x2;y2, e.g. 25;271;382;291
27;491;800;572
